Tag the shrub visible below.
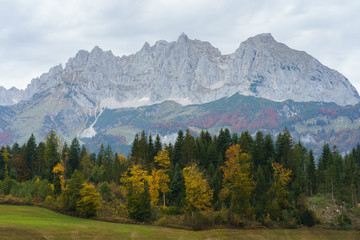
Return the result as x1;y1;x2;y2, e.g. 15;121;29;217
45;195;55;205
213;211;227;225
281;209;297;228
37;180;53;200
336;213;352;230
300;208;316;227
77;183;101;217
183;213;214;230
160;206;178;215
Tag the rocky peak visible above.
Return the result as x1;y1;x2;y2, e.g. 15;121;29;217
1;33;359;108
177;32;189;43
0;86;24;106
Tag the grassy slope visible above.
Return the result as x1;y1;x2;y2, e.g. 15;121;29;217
0;205;359;240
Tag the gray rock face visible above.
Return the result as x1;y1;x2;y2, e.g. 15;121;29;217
0;86;24;106
2;33;359;109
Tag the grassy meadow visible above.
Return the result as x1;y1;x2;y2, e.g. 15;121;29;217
0;205;359;240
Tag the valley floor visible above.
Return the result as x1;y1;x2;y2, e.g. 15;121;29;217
0;205;359;240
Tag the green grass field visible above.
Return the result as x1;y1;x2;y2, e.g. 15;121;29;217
0;205;359;240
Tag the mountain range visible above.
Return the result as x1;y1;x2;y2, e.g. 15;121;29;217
0;33;359;155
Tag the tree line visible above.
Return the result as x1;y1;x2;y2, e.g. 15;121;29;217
0;128;359;227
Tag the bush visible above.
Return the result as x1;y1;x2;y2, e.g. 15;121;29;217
9;180;33;201
182;213;214;230
77;183;101;217
37;180;53;200
213;211;227;225
336;213;352;230
160;206;178;215
45;195;55;205
281;210;297;228
300;208;316;227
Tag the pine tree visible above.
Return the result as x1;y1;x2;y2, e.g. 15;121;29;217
239;131;253;155
68;137;81;176
97;144;105;167
318;143;332;193
24;133;37;180
172;129;184;167
181;129;195;167
307;150;317;196
154;134;162;156
169;163;185;208
275;128;294;169
44;130;60;181
253;165;267;219
36;142;46;178
127;181;152;222
253;131;265;168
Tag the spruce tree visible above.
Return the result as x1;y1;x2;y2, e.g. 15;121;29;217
307;150;317;196
68;137;81;176
24;133;37;180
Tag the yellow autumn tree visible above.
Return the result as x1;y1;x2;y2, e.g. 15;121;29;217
183;164;213;215
154;149;170;169
147;169;161;206
147;149;171;206
1;150;12;194
120;164;148;195
53;159;65;195
220;144;255;216
76;182;101;217
118;154;127;164
266;162;292;221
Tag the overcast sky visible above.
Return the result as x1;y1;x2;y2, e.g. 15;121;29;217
1;0;360;92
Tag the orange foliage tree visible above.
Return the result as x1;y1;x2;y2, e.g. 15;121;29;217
220;144;256;216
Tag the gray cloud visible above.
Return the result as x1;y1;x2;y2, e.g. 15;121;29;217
0;0;359;92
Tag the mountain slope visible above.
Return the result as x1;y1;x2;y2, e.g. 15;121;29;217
81;93;360;155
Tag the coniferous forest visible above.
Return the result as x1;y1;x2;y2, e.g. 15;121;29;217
1;128;360;230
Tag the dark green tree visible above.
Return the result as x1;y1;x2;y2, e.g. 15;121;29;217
169;163;185;208
172;130;184;167
44;130;60;181
307;150;317;196
61;170;84;211
181;129;195;167
127;181;152;222
68;138;81;176
24;134;37;180
239;131;253;155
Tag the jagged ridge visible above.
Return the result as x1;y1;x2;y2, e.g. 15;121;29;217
1;33;359;108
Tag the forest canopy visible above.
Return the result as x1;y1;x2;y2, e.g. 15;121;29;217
0;128;359;229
